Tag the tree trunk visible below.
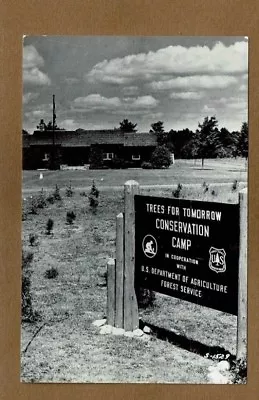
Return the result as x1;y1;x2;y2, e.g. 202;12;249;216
202;158;204;168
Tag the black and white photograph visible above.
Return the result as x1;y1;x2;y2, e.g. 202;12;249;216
21;36;248;384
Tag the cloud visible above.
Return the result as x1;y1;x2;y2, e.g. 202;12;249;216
239;84;247;92
72;94;121;110
142;112;164;121
216;96;246;105
23;68;51;85
128;95;158;108
149;75;238;91
25;109;50;119
202;105;217;114
59;119;81;130
228;101;247;110
213;96;247;113
23;45;44;69
72;94;158;113
24;103;53;121
86;41;248;85
122;86;139;96
23;92;40;104
169;91;204;100
65;77;80;84
23;45;51;85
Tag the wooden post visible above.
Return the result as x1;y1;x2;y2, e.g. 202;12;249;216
123;180;139;331
115;213;124;328
237;188;247;361
107;258;116;326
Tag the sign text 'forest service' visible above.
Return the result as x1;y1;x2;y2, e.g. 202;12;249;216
135;195;239;315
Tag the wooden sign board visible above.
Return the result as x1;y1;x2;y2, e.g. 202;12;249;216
135;195;240;315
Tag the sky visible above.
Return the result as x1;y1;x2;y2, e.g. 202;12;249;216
22;36;248;134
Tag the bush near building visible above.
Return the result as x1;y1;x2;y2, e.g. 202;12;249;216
151;145;172;169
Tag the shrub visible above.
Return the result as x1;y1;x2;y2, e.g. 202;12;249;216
22;251;39;322
80;191;87;197
151;145;172;169
89;180;99;213
29;233;38;246
65;182;74;197
46;194;55;204
28;196;39;215
93;230;103;244
136;287;156;309
36;188;47;208
141;161;153;169
66;210;76;225
202;181;209;193
44;267;59;279
46;185;62;204
89;164;109;170
211;190;217;196
110;157;124;169
46;218;54;235
231;358;247;384
232;179;238;192
172;183;183;198
53;184;62;201
124;160;135;169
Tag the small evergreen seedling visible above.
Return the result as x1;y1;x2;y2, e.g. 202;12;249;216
203;181;209;193
46;218;54;235
22;251;39;322
53;184;62;201
29;233;38;246
66;182;74;197
37;188;47;208
136;287;156;309
44;267;59;279
232;179;238;192
89;180;99;213
29;196;38;215
66;210;76;225
172;183;182;199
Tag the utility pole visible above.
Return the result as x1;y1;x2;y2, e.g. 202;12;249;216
52;94;56;169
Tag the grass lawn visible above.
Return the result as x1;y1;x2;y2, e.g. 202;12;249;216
21;159;248;383
22;157;247;193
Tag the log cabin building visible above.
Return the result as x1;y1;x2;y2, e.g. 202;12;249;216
22;129;158;169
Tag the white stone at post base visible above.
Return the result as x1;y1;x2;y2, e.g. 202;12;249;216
143;326;151;334
217;361;230;372
133;328;144;337
139;334;151;342
207;370;232;384
100;325;113;335
124;331;135;338
92;318;107;327
112;327;125;336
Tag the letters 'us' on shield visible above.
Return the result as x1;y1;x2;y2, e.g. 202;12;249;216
134;195;240;315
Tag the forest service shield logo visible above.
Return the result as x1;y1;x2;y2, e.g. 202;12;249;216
142;234;158;258
209;247;226;273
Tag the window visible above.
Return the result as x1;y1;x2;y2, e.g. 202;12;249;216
132;154;141;160
42;153;49;161
103;152;114;160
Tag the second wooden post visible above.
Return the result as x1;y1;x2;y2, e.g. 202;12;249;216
123;180;139;331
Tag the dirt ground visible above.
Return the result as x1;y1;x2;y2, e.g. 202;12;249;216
21;158;247;383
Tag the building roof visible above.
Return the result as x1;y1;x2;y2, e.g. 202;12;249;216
23;129;157;147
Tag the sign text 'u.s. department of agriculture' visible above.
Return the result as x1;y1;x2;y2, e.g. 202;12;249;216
135;195;239;315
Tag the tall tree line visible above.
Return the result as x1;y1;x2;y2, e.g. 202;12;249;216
156;118;248;162
118;117;248;162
